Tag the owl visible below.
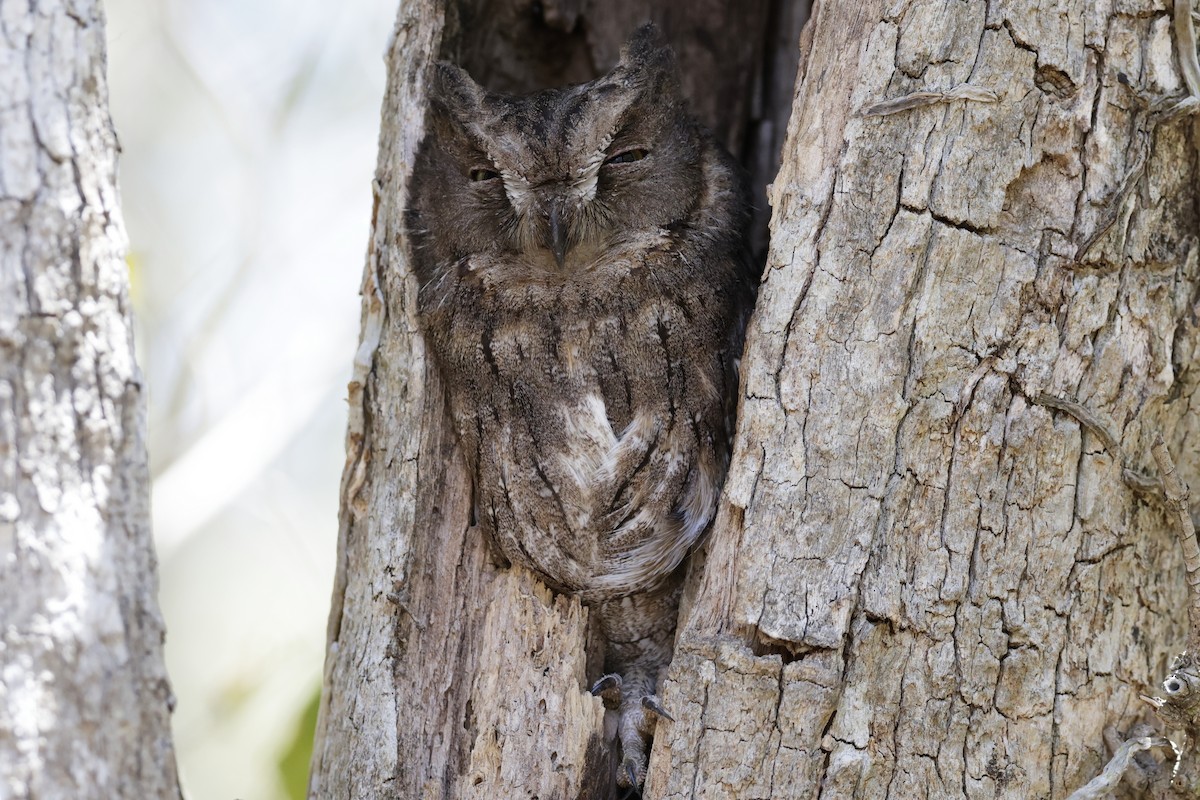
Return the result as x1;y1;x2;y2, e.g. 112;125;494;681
406;24;754;791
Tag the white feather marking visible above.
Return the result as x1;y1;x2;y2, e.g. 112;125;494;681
501;168;533;209
591;513;691;597
556;398;659;495
574;170;600;203
589;440;722;599
571;131;613;203
557;394;619;492
492;147;532;211
676;460;720;544
549;391;724;600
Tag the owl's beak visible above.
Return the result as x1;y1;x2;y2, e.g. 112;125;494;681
546;199;569;267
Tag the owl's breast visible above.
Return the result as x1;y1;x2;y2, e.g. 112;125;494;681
420;246;743;601
466;384;721;602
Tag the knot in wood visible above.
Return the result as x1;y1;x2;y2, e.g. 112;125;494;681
1149;653;1200;730
1162;670;1200;703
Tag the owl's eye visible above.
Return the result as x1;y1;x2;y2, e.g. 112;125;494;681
604;148;649;166
469;167;499;182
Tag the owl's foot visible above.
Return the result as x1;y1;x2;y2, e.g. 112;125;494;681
590;673;674;789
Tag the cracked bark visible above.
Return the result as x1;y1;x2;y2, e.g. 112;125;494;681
655;1;1200;798
312;0;1198;798
0;1;182;798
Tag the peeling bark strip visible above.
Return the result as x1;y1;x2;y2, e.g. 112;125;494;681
658;0;1200;798
0;1;182;798
1064;736;1175;800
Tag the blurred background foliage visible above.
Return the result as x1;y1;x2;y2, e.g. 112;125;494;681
105;0;394;796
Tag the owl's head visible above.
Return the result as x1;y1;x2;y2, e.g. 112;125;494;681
410;24;704;274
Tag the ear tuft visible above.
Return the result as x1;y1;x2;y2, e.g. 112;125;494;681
614;23;678;93
622;23;668;61
428;61;486;119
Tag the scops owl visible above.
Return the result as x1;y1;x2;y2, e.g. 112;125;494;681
407;24;754;790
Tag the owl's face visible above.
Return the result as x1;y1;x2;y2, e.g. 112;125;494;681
411;25;704;274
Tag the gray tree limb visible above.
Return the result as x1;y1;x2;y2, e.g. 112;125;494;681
0;0;181;798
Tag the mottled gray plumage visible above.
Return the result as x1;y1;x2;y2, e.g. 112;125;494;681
407;24;754;790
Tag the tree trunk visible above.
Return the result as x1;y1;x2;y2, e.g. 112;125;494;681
0;1;182;798
312;1;1200;798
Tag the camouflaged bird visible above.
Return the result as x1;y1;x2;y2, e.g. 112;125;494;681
406;23;754;790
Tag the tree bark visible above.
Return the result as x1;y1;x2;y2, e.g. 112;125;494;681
310;3;792;797
654;1;1200;797
0;1;182;798
313;0;1200;798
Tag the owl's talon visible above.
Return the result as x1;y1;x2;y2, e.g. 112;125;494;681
603;683;664;789
622;757;641;789
590;673;621;695
641;694;674;722
591;673;623;708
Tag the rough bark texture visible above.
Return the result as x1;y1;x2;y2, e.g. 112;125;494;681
313;0;1200;798
654;1;1200;798
311;2;800;797
0;1;182;798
